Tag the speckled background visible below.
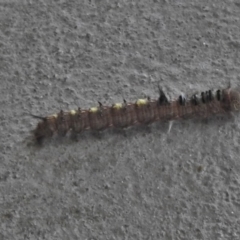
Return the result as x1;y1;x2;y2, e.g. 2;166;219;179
1;1;240;239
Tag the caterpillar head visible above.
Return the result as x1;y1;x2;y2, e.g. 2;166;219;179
31;115;56;144
228;88;240;111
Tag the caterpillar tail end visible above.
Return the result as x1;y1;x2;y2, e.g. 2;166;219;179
227;88;240;111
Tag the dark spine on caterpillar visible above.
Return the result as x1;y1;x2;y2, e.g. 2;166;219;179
32;87;240;143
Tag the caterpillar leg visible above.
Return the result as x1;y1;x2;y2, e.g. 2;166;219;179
167;120;174;133
70;131;79;142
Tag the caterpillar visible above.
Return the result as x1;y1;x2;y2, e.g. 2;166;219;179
31;86;240;144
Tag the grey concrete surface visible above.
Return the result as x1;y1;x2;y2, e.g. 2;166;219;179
1;1;240;239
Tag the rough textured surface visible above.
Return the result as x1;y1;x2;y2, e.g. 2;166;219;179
1;1;240;239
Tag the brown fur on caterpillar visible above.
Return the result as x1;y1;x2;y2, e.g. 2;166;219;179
31;87;240;144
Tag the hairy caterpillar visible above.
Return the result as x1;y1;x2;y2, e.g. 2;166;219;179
31;87;240;144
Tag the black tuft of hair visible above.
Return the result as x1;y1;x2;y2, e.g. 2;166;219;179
158;87;169;105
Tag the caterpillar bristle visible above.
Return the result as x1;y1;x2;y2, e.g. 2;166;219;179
30;114;46;121
158;86;169;105
178;95;186;106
